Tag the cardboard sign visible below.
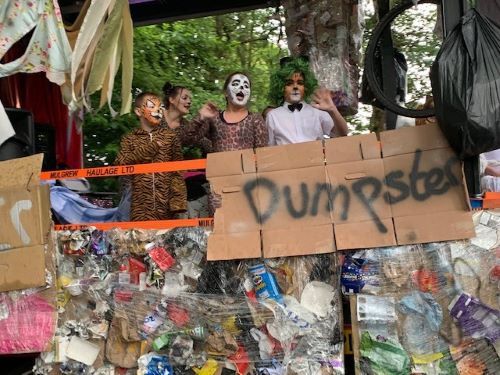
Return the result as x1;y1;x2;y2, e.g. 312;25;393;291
0;154;50;292
206;125;475;260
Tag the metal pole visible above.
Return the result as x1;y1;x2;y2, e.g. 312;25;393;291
378;0;398;130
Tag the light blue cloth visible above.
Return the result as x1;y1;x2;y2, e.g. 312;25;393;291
112;181;131;221
49;185;129;224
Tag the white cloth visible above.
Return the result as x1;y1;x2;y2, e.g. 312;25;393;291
266;102;334;145
483;149;500;161
0;0;72;85
481;175;500;192
0;100;15;147
480;151;500;192
70;0;133;115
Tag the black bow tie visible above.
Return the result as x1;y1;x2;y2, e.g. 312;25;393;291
288;103;303;112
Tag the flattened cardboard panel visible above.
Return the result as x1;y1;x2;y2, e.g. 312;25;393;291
207;124;474;260
325;133;380;164
380;124;450;157
256;141;324;172
0;154;43;190
207;232;261;260
262;224;335;258
394;211;475;245
0;245;46;292
334;219;397;250
210;175;260;233
257;166;331;230
206;149;255;178
38;185;51;240
383;148;468;217
0;188;44;249
325;159;392;223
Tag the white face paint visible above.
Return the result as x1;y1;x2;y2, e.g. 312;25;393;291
226;74;251;106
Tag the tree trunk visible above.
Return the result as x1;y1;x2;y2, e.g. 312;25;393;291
282;0;362;115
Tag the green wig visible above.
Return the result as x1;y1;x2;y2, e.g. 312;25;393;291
268;57;318;106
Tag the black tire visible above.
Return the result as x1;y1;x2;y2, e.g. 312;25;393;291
365;0;439;118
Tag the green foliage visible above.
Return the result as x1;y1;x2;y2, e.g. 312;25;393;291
391;3;440;106
83;111;137;192
84;1;441;191
347;0;440;133
84;8;286;191
131;9;285;116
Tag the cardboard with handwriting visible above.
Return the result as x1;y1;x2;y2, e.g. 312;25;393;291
256;141;335;258
380;125;474;245
0;154;51;292
325;133;397;250
206;125;475;259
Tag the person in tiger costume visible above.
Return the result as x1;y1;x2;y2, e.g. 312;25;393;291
115;92;187;221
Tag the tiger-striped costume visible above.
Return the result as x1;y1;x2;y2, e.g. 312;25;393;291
115;126;187;221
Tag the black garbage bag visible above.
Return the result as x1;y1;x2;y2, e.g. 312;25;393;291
431;9;500;159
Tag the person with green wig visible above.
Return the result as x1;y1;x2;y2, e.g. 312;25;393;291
266;56;348;145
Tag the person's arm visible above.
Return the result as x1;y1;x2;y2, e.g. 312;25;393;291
253;114;269;148
168;131;183;162
191;102;218;136
179;119;213;153
311;88;348;137
115;134;159;165
266;112;277;146
485;164;500;177
165;130;187;213
183;102;219;152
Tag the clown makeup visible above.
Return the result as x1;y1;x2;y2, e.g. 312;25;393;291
169;89;192;115
141;96;163;127
226;74;251;107
284;72;305;104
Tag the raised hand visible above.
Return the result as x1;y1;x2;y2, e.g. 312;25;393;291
199;102;219;121
311;87;337;112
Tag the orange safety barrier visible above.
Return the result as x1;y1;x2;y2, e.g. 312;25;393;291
54;218;214;231
40;159;207;180
42;159;213;230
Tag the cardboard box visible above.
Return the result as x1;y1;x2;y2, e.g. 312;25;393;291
206;150;261;260
325;133;396;250
0;154;51;292
206;125;474;259
380;126;475;245
256;141;335;257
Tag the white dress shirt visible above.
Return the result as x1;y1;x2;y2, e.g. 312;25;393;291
266;102;334;145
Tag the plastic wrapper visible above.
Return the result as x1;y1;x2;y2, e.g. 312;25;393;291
340;210;500;374
431;9;500;159
0;232;58;355
35;227;344;374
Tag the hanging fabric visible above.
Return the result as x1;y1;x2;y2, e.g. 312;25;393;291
69;0;133;116
0;0;72;85
60;0;92;106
